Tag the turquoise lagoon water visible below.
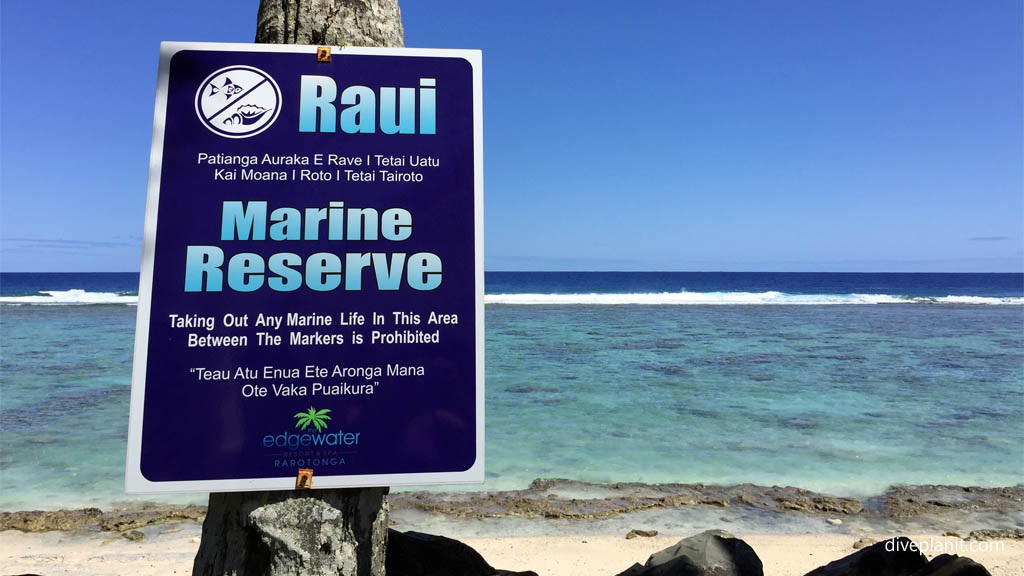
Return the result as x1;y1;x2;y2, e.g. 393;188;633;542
1;272;1022;510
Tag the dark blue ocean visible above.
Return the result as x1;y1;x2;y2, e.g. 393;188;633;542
1;272;1022;510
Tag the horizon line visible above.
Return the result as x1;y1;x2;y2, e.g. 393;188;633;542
2;270;1022;275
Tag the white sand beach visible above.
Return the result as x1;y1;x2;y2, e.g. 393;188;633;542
2;527;1022;576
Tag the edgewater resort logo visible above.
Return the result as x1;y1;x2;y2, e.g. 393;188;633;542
262;406;360;449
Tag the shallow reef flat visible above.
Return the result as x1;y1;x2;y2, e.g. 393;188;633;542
1;480;1021;537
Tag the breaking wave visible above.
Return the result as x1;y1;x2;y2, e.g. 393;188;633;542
0;289;138;306
1;289;1020;306
484;291;1024;306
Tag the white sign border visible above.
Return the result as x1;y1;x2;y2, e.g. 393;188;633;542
126;41;485;494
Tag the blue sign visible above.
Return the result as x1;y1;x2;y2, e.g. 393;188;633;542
127;42;484;492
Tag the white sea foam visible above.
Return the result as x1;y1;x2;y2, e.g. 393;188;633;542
484;292;1024;306
1;289;1020;306
0;289;138;305
933;295;1024;305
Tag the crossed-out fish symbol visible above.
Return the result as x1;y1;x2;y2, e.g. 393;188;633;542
209;77;243;100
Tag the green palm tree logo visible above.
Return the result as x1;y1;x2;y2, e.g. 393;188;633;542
293;407;332;432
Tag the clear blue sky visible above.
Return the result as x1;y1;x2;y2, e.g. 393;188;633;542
2;0;1021;271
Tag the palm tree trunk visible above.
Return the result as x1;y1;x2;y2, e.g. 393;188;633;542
193;3;403;574
256;0;403;47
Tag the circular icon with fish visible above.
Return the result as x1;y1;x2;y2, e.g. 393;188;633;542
195;66;281;138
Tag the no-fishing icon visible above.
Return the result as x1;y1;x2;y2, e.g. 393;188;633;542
194;65;281;138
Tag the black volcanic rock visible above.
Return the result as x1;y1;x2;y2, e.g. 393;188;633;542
616;529;763;576
386;529;538;576
805;537;928;576
911;554;992;576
